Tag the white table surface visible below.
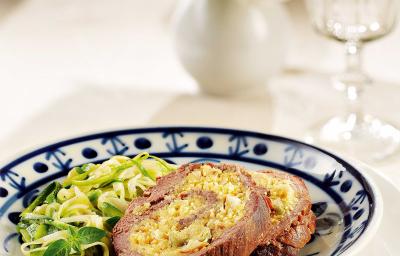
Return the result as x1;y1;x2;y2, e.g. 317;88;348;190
0;0;399;190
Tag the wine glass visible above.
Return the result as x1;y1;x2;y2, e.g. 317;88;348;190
305;0;400;162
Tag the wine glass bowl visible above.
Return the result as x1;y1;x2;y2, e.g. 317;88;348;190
308;0;398;43
305;0;400;162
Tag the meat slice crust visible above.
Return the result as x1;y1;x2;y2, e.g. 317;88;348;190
249;170;316;256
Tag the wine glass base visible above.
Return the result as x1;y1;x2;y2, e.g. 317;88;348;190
305;114;400;163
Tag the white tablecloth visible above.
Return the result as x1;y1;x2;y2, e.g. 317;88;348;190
0;0;399;187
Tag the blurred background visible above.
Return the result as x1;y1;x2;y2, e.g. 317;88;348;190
0;0;400;184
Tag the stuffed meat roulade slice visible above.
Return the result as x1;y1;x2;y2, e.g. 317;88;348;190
113;163;272;256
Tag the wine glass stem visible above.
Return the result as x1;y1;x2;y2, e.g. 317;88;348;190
345;40;362;78
343;40;368;122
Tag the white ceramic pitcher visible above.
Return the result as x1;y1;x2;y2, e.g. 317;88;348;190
172;0;289;96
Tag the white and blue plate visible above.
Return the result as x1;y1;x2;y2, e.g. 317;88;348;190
0;127;382;256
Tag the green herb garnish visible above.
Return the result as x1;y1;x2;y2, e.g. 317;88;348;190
43;227;106;256
43;239;70;256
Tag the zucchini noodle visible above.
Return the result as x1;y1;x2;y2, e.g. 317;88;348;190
17;152;177;256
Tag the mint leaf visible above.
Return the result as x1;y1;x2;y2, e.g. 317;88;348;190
76;227;106;245
43;239;70;256
67;227;80;253
67;226;77;237
69;238;81;253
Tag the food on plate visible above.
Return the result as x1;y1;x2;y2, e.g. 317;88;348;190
112;163;315;256
17;153;177;256
17;154;315;256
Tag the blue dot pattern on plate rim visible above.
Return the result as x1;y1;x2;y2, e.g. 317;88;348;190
253;143;268;155
0;187;8;198
134;137;152;150
33;162;48;173
0;127;375;256
196;136;213;149
81;147;98;159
